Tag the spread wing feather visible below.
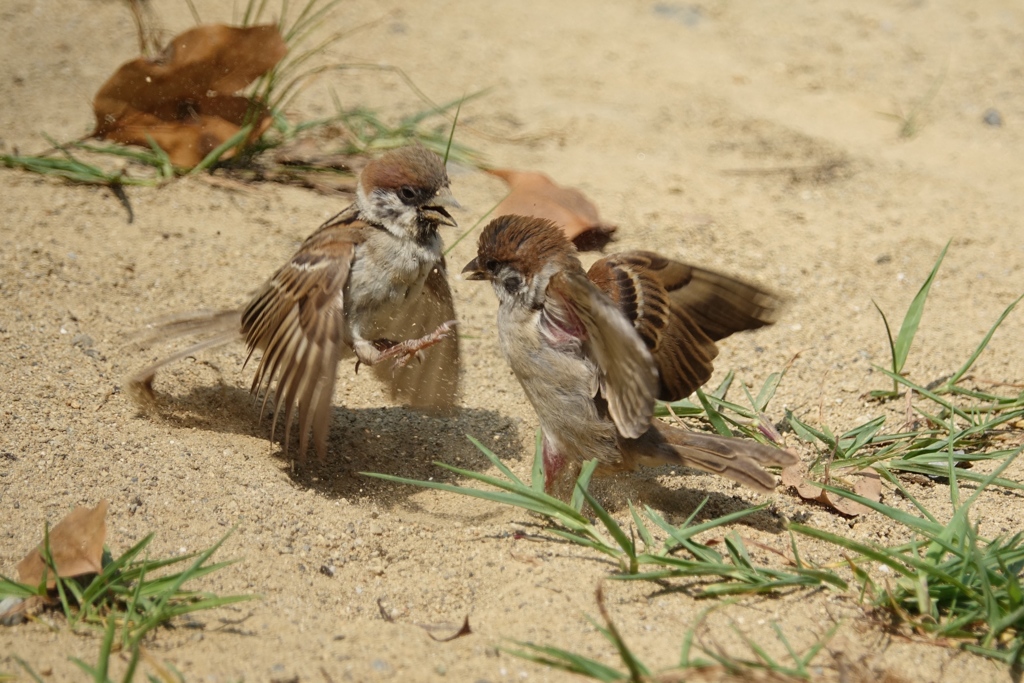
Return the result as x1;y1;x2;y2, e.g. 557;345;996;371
240;216;367;460
638;254;779;341
548;269;657;439
589;252;778;402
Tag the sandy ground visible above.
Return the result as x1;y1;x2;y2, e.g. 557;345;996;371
2;0;1024;680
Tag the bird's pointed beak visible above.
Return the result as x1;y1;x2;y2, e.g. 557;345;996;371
420;185;461;228
461;257;488;281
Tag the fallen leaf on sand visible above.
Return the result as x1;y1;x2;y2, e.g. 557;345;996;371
486;168;616;251
16;500;109;587
93;25;287;168
782;464;880;517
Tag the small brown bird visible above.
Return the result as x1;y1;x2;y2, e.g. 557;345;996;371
131;146;461;462
462;215;796;496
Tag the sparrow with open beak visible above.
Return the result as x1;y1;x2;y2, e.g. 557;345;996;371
132;145;462;462
462;214;796;496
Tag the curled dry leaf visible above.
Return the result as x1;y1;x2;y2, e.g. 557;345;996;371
782;464;880;517
93;25;287;168
16;500;109;588
486;168;617;251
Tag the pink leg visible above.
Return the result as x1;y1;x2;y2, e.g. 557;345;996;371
355;320;457;372
542;436;577;496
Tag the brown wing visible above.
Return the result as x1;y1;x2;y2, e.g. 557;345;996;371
589;253;716;402
638;254;779;342
589;252;776;402
548;269;658;438
241;211;369;460
370;259;460;413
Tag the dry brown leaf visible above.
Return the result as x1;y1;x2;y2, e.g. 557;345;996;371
783;464;880;518
850;469;882;508
486;168;617;251
780;463;805;489
16;500;109;588
93;25;287;168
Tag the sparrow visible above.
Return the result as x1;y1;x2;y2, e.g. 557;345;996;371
131;145;461;462
461;214;797;496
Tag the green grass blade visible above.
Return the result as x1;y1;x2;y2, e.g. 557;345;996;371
531;429;545;493
695;387;732;436
362;470;589;525
152;593;255;622
753;371;784;412
430;460;591;522
0;575;43;599
442;96;463;165
189;124;254;174
653;398;703;418
570;460;599;513
466;434;526;487
838;416;887;459
892;239;949;373
958;445;1021;510
546;530;621;559
944;293;1024;389
872;298;899;393
120;644;142;683
577;485;635;563
505;642;628;681
130;561;242;598
663;503;767;546
78;533;156;611
873;366;973;422
790;524;916;578
679;603;720;668
129;529;237;641
12;657;46;683
628;501;654;551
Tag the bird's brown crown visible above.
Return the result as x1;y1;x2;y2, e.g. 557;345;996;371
360;145;449;194
476;215;575;279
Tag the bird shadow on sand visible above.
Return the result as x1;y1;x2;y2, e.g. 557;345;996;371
134;380;789;532
131;379;526;504
588;471;790;535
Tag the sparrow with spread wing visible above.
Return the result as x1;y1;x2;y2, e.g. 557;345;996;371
462;214;796;496
131;146;461;462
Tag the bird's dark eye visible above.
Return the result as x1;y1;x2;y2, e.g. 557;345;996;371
503;273;523;294
484;259;498;272
399;185;417;201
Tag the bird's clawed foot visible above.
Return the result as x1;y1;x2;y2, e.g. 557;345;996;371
354;320;458;372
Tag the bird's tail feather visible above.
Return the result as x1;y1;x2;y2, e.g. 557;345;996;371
127;309;242;407
651;423;798;493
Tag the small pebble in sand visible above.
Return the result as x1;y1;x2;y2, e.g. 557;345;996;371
982;108;1003;127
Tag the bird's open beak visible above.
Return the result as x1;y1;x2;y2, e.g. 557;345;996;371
420;185;461;228
461;257;489;281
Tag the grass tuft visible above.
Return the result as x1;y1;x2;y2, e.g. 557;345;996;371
1;0;483;194
363;435;845;595
0;528;254;681
507;586;839;681
792;449;1024;665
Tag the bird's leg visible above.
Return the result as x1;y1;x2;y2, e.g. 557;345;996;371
542;435;580;499
353;320;457;372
